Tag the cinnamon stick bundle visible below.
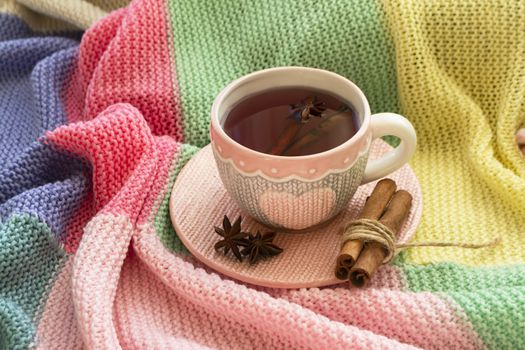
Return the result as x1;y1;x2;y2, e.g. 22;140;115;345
334;179;396;280
349;190;412;287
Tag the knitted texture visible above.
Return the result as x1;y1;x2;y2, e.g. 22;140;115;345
0;0;129;31
383;0;525;267
0;0;524;349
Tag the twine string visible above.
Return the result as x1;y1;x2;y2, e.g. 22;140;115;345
342;219;501;264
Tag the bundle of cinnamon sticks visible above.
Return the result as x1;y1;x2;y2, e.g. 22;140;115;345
335;179;412;287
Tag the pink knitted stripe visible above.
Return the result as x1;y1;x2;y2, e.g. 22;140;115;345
46;103;160;252
40;229;477;349
57;9;128;253
366;264;407;290
62;192;93;253
36;257;83;350
275;286;484;349
138;137;181;225
67;0;183;138
72;214;134;349
42;102;187;348
115;254;257;349
132;225;418;349
46;103;156;219
63;8;127;122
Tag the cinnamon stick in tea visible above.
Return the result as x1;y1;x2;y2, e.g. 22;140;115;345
268;119;302;155
349;190;412;287
335;179;397;279
282;110;349;156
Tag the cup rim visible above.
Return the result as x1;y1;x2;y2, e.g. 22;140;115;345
210;66;371;161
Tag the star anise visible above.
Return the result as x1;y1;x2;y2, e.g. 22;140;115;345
290;96;327;123
214;215;249;261
241;231;283;264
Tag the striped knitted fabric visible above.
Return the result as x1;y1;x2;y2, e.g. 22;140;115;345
1;0;524;349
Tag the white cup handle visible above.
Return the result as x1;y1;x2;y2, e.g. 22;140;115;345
362;113;417;183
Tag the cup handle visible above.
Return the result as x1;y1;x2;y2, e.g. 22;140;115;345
362;113;417;184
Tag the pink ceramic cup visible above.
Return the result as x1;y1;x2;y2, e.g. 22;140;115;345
210;67;416;231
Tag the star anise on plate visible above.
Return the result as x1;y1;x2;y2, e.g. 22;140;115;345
214;215;249;261
241;231;283;264
290;96;327;123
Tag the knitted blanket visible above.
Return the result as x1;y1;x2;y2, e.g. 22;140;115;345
1;0;524;349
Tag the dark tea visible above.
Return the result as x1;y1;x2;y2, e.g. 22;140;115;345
223;87;360;156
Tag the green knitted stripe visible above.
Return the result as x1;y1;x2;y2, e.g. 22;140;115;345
402;262;525;292
167;0;400;147
0;300;35;350
402;262;525;349
0;214;66;349
154;143;200;253
448;287;525;349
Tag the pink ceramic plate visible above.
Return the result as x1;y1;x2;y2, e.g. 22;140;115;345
169;141;422;288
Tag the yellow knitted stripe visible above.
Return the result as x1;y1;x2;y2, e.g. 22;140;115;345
0;0;129;31
0;0;77;32
382;0;525;266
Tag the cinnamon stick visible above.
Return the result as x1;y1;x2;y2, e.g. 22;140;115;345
268;119;302;155
335;179;397;279
335;264;350;280
282;110;349;156
349;190;412;287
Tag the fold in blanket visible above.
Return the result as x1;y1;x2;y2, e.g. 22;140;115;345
0;0;524;349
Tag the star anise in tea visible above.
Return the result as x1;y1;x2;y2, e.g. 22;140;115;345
241;231;283;264
214;215;249;261
290;96;327;123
